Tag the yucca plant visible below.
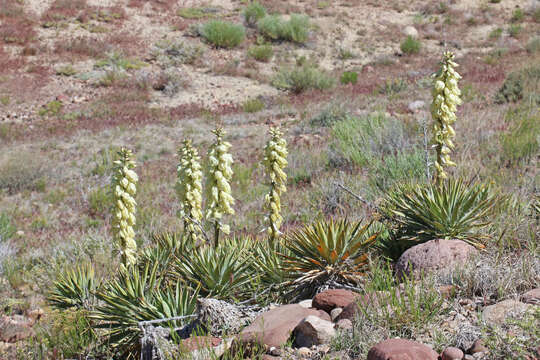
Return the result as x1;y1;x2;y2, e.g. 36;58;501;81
91;262;198;359
173;238;254;301
281;219;377;300
48;262;98;311
112;147;138;267
383;179;497;252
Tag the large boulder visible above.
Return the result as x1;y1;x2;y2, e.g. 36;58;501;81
367;338;438;360
482;299;531;325
293;315;336;347
395;239;477;280
312;289;360;313
334;292;382;322
239;304;330;348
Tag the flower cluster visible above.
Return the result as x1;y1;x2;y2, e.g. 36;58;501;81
206;128;235;239
176;139;203;243
112;148;138;266
431;51;462;183
263;127;288;239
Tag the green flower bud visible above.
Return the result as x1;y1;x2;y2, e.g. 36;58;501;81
176;139;203;244
112;148;138;267
263;127;288;241
431;51;462;184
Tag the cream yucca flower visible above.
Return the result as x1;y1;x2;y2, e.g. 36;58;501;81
431;51;462;183
206;128;235;244
263;127;288;240
112;148;138;267
176;139;203;244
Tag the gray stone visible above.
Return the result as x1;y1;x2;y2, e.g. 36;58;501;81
293;315;336;347
408;100;426;112
482;300;530;325
520;288;540;305
402;25;419;38
330;307;343;321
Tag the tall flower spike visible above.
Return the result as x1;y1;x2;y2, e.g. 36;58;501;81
263;127;288;241
431;51;462;184
112;148;138;267
206;128;235;246
176;139;203;244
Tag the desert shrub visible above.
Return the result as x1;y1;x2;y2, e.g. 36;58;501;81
0;152;46;194
281;219;377;300
526;36;540;53
153;68;188;96
508;24;521;37
272;64;335;93
534;7;540;22
257;14;310;43
243;1;266;26
369;150;425;192
200;20;245;48
501;106;539;164
488;27;503;40
151;39;204;67
377;78;408;95
247;43;273;62
381;179;498;258
242;98;265;113
511;8;524;22
38;100;63;117
495;65;540;103
0;212;15;242
340;71;358;85
400;35;421;54
177;7;217;19
310;102;349;127
56;64;77;76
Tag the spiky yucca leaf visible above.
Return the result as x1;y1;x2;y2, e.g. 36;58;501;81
173;238;254;300
48;263;98;311
383;179;497;250
91;262;198;359
252;238;289;286
281;219;377;299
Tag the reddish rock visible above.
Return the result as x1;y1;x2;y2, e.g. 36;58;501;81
367;338;438;360
312;289;360;313
180;336;221;352
395;239;478;280
520;288;540;305
240;304;330;348
442;346;464;360
0;315;35;343
334;292;380;322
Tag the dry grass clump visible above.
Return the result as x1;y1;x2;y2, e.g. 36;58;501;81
0;151;47;195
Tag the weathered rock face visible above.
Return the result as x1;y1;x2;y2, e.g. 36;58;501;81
395;239;478;280
239;304;330;348
520;288;540;305
293;315;336;348
367;338;439;360
196;298;257;336
312;289;360;313
482;299;531;325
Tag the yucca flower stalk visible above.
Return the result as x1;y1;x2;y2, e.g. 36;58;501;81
176;139;203;244
112;148;138;267
431;51;462;184
263;127;288;242
206;128;235;246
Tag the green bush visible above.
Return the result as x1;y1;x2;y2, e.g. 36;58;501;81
501;107;539;164
495;65;540;104
243;1;266;26
382;179;498;257
200;20;245;48
0;152;46;194
400;35;421;54
247;44;273;62
488;27;503;40
508;24;521;37
526;36;540;53
272;64;335;93
0;213;15;242
511;8;524;22
310;102;349;127
340;71;358;85
242;98;265;113
257;14;310;43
